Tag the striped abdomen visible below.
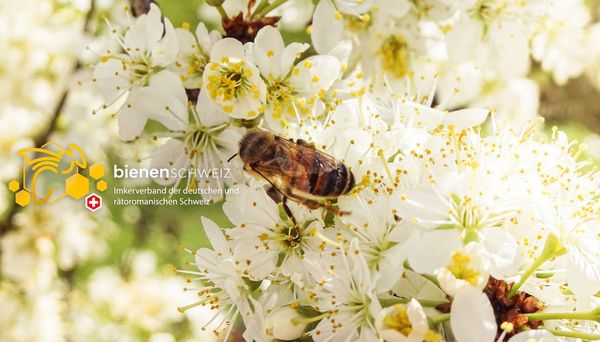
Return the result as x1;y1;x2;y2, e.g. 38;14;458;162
285;147;355;198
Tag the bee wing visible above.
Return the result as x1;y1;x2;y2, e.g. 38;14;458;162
260;139;342;194
293;139;342;172
276;137;342;176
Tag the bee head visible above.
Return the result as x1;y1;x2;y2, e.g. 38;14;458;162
238;129;274;164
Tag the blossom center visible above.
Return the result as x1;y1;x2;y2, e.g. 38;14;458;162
128;55;158;86
471;0;508;23
345;13;371;32
363;239;395;270
378;36;410;78
183;123;228;163
266;79;295;119
449;193;485;232
383;304;413;336
446;252;480;286
206;58;259;109
185;52;209;81
410;0;434;18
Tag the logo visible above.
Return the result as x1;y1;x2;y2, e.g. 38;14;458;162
8;141;107;210
85;193;102;212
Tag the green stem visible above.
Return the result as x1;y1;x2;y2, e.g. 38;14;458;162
525;309;599;322
507;234;566;298
215;4;229;20
254;0;287;18
292;312;329;325
252;0;270;18
380;298;448;308
428;313;450;325
546;328;600;340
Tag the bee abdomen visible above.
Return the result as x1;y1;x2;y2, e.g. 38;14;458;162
312;162;354;197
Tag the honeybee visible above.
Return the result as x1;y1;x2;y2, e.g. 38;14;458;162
237;129;355;213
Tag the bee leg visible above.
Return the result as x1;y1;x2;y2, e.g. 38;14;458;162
281;187;351;216
320;201;351;216
282;196;302;236
295;196;351;216
265;185;283;204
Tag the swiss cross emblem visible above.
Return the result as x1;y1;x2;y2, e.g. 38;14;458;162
85;193;102;212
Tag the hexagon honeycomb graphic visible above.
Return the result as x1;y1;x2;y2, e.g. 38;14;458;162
96;180;107;192
8;180;19;192
89;163;105;180
15;189;31;207
65;173;90;199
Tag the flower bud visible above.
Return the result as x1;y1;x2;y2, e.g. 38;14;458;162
264;307;306;341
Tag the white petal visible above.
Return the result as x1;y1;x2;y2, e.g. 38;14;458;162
200;217;229;255
334;0;373;15
255;25;285;56
144;4;164;47
393;188;448;226
487;23;530;78
481;229;521;278
150;70;188;105
446;18;483;63
450;287;497;342
210;38;245;62
406;230;462;274
195;22;220;53
129;74;188;131
117;102;147;140
175;27;197;55
152;17;178;66
251;43;272;79
288;55;340;96
566;247;600;299
280;42;310;75
93;58;130;104
311;0;344;54
195;91;229;127
222;185;279;227
443;108;489;130
406;299;428;336
149;139;188;185
327;39;353;65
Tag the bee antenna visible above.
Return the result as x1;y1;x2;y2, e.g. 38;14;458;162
227;153;238;163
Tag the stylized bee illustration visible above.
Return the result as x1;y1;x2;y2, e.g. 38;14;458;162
237;130;355;213
18;143;87;204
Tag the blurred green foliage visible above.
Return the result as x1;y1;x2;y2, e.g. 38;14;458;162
159;0;204;27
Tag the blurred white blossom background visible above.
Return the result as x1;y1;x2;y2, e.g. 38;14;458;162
1;0;600;341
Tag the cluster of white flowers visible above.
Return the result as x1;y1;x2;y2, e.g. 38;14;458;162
0;0;589;341
65;250;222;342
90;1;600;341
179;101;600;341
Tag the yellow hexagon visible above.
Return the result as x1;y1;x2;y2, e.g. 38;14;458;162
96;180;107;192
8;180;19;192
15;189;30;207
65;173;90;199
89;163;105;180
